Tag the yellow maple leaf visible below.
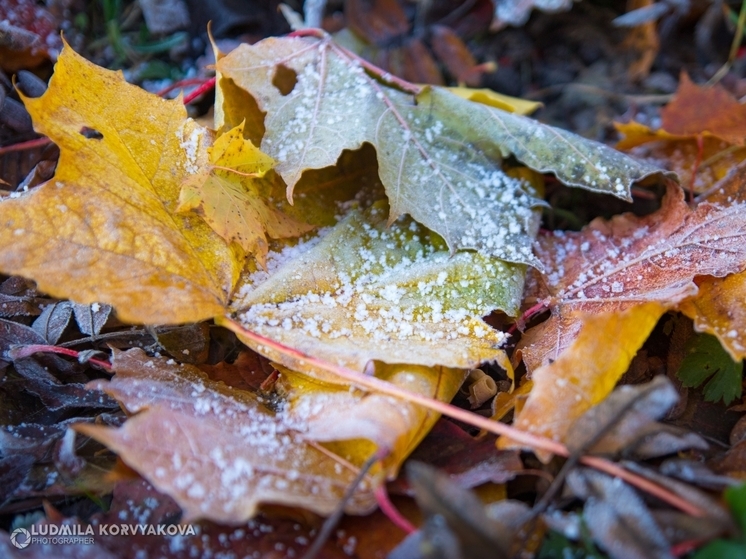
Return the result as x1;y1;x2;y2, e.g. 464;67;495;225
499;302;665;461
0;44;241;324
275;362;466;478
178;122;315;266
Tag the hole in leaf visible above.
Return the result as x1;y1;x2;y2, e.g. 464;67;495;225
272;64;297;96
80;126;103;140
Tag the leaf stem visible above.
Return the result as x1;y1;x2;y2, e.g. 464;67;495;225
182;77;216;105
221;321;707;518
374;484;416;533
0;137;52;155
6;344;112;370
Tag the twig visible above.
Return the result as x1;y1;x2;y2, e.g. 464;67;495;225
301;451;382;559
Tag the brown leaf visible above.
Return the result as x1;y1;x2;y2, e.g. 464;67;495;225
661;74;746;145
517;183;746;373
345;0;410;46
76;349;377;523
430;25;479;86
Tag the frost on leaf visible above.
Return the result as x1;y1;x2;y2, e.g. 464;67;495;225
0;45;241;324
518;183;746;373
217;34;663;265
229;202;525;373
75;349;376;524
678;162;746;361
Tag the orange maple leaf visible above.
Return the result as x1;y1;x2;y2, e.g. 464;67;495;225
660;73;746;145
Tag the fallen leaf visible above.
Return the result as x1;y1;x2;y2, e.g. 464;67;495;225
178;122;314;265
517;183;746;374
430;25;480;86
404;461;513;559
228;203;526;373
446;86;542;116
502;303;664;454
0;0;62;72
0;317;45;356
275;362;466;476
564;468;673;559
31;302;72;344
0;44;241;324
217;34;664;265
615;119;746;200
72;303;112;337
660;74;746;146
565;375;707;459
390;419;523;491
76;348;377;523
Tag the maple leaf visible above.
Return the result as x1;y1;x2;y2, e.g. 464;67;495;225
0;44;241;324
517;183;746;374
178;122;315;266
506;181;746;449
225;202;528;374
660;74;746;146
217;34;663;266
617;75;746;149
75;348;377;523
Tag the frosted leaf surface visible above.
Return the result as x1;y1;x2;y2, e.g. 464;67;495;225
518;184;746;373
77;349;376;523
218;35;664;266
231;203;525;372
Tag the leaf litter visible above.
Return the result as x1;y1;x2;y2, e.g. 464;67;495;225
0;27;745;559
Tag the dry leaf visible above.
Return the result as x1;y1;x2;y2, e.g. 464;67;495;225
502;303;664;454
0;44;241;324
76;348;377;523
565;468;674;559
446;87;542;116
517;183;746;373
275;362;466;476
565;375;706;458
660;74;746;146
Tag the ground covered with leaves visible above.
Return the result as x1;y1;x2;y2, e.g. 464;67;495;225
2;0;746;558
